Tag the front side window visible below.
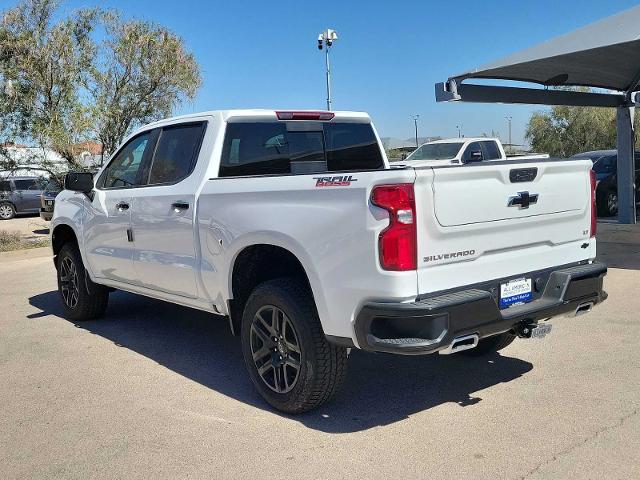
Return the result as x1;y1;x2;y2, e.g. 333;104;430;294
101;132;150;188
13;179;39;190
147;123;205;185
462;142;484;163
481;141;501;160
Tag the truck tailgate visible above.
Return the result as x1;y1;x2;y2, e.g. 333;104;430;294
413;159;596;294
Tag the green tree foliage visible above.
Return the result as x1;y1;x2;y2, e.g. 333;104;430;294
90;12;201;159
0;0;201;174
525;103;617;157
0;0;98;169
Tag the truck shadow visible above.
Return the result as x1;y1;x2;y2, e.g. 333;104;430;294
29;289;533;434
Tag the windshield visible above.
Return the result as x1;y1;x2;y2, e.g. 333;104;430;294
592;156;616;174
44;179;62;192
406;142;463;161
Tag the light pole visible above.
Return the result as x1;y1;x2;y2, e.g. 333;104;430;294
505;116;513;153
456;125;461;138
317;29;338;111
411;114;420;147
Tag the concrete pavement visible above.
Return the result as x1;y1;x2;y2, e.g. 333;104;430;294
0;241;639;479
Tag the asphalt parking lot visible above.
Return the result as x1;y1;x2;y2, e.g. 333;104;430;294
1;226;639;479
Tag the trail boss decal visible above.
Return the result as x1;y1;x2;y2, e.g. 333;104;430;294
424;249;476;263
313;175;358;187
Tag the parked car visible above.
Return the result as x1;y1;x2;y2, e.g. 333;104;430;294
401;137;548;165
0;176;46;220
51;109;607;413
39;178;62;221
570;150;640;217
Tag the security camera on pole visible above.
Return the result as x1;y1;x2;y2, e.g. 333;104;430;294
317;29;338;111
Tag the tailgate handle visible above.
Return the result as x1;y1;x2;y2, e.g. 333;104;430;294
510;168;538;183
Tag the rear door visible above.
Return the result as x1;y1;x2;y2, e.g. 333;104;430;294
129;121;207;298
413;159;594;294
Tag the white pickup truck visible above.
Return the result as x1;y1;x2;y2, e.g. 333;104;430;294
52;110;607;413
402;137;549;165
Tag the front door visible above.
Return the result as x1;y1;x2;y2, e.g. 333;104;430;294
83;131;153;284
130;122;206;298
12;178;42;212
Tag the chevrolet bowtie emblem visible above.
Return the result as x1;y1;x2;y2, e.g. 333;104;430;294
508;191;539;209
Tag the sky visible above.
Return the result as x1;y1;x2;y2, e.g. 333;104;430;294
3;0;640;144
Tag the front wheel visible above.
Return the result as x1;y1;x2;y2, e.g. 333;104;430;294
56;243;109;320
597;190;618;217
0;202;15;220
241;278;347;413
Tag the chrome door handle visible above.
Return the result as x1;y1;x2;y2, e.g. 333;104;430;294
116;201;129;211
171;201;189;212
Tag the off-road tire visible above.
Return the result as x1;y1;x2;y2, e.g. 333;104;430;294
241;278;347;413
0;202;16;220
56;243;109;320
460;332;516;356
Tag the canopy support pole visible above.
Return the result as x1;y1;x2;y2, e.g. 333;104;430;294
616;105;637;224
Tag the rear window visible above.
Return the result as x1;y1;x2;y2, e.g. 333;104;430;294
219;121;383;177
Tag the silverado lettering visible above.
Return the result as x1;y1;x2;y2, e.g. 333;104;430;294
424;250;476;263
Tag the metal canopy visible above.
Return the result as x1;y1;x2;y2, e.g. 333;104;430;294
435;6;640;224
450;5;640;92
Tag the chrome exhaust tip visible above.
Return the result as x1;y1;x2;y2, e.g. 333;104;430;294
574;302;594;317
439;333;480;355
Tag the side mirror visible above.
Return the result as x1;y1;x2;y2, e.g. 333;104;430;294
468;150;483;162
64;172;94;193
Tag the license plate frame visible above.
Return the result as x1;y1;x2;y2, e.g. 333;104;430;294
500;277;533;309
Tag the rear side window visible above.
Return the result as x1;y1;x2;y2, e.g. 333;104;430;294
0;180;11;192
480;141;501;160
147;123;206;185
219;121;384;177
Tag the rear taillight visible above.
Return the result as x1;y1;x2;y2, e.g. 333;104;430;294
590;169;597;237
371;184;417;271
275;111;335;121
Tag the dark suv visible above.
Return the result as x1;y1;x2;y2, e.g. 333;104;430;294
0;176;46;220
571;150;640;217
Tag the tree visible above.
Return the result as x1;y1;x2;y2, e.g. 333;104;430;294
90;13;201;161
0;0;201;175
0;0;99;175
525;102;618;157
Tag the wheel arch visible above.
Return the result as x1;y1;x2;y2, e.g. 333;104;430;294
51;223;79;268
227;243;321;336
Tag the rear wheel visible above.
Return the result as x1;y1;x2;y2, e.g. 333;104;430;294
460;332;516;356
56;243;109;320
0;202;15;220
241;278;347;413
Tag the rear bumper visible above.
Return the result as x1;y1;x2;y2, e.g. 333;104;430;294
354;262;607;355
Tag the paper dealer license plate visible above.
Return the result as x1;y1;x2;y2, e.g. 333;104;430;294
500;278;532;308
